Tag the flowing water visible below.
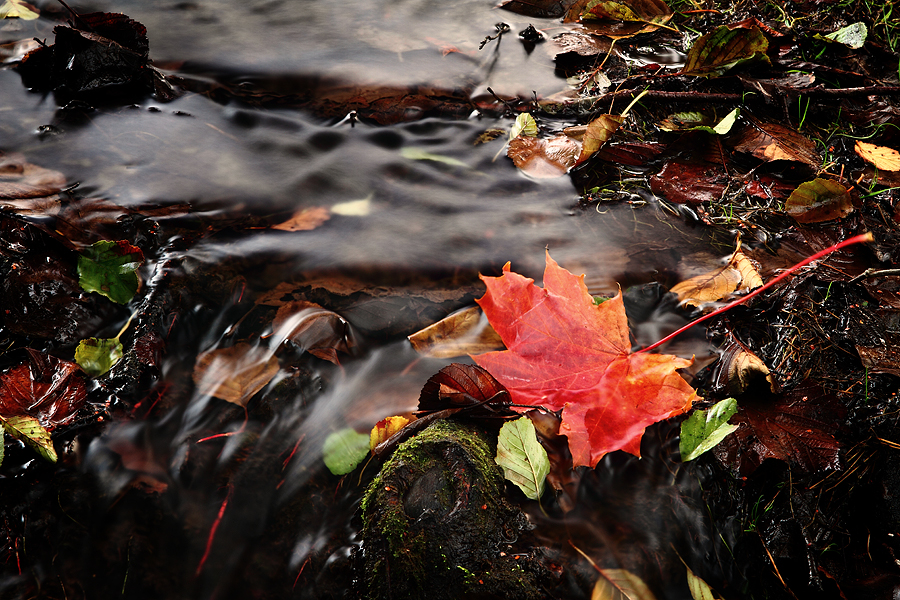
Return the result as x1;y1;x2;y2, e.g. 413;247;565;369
0;1;733;598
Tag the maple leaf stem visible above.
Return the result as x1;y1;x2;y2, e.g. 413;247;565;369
637;232;874;354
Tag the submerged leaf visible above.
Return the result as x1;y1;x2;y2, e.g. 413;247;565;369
77;240;144;304
271;301;353;364
272;206;331;231
784;178;854;223
855;141;900;171
592;568;658;600
322;428;370;475
680;398;739;462
192;343;279;406
1;415;56;463
75;337;124;377
0;349;86;429
682;26;769;77
508;134;581;178
473;252;697;467
401;147;468;168
496;417;550;500
407;306;504;358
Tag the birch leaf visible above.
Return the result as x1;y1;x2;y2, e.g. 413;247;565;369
496;417;550;500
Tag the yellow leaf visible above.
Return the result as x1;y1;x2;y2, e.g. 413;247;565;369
577;114;625;163
855;141;900;171
0;0;40;20
591;568;658;600
369;416;410;450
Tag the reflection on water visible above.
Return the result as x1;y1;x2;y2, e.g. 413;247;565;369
0;1;731;598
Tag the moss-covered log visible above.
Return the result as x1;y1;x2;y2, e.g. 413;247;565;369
359;419;544;600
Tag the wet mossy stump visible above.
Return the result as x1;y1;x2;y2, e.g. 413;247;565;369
359;419;544;600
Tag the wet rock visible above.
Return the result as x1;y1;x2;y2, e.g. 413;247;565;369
359;419;544;600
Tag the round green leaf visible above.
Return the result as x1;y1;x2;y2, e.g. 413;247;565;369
77;240;144;304
322;428;370;475
75;337;124;377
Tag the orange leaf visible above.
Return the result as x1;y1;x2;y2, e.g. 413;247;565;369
272;206;331;231
473;252;697;467
854;141;900;171
508;134;580;178
577;114;624;163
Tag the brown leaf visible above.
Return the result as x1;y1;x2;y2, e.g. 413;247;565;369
681;25;770;77
671;245;762;308
649;160;727;204
508;134;581;178
270;301;353;364
854;141;900;171
784;178;854;223
714;336;775;395
0;349;87;429
500;0;575;18
416;363;513;417
731;117;820;167
272;206;331;231
408;306;503;358
577;114;625;163
714;381;844;475
0;152;67;200
192;343;279;406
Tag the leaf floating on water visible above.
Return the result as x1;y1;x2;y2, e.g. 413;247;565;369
193;343;279;406
407;306;504;358
591;568;658;600
855;141;900;171
0;0;39;20
369;416;410;451
1;415;56;463
731;117;819;167
272;206;331;231
271;301;353;364
496;417;550;500
680;398;739;462
77;240;144;304
509;113;539;140
820;22;867;49
0;349;87;429
682;26;770;77
322;428;370;475
473;252;697;467
508;134;581;178
75;337;124;377
784;178;854;223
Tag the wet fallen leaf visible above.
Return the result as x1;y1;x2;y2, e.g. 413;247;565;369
322;428;370;475
592;568;658;600
680;398;738;462
0;0;39;20
579;0;672;24
417;363;514;418
659;108;739;134
510;113;539;140
1;415;56;463
722;341;773;395
500;0;575;18
577;114;625;163
0;349;87;429
682;25;769;77
670;246;762;307
731;116;819;167
370;416;410;451
508;134;581;178
784;178;854;223
270;300;353;364
0;152;66;201
649;159;727;205
400;147;469;168
192;343;279;406
496;416;550;501
407;306;503;358
854;141;900;171
77;240;144;304
818;22;867;49
473;252;697;467
686;565;720;600
272;206;331;231
75;337;124;377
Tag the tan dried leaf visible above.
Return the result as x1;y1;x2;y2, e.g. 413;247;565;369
854;141;900;171
671;247;761;307
408;306;503;358
272;206;331;231
193;343;279;406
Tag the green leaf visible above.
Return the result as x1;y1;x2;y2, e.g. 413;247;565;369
1;415;57;463
680;398;738;462
821;22;867;49
322;428;370;475
660;108;739;134
495;417;550;500
509;113;539;140
592;568;658;600
0;0;40;20
77;240;144;304
682;26;770;77
75;337;124;377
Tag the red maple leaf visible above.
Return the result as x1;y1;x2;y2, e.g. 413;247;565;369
472;252;698;467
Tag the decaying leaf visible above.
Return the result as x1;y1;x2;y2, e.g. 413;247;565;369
192;343;279;406
495;417;550;501
417;363;514;418
855;141;900;171
660;108;739;134
77;240;144;304
270;301;353;364
508;134;581;178
680;398;739;462
682;25;770;77
670;245;762;307
784;178;854;223
322;428;370;475
370;416;410;451
0;349;87;429
474;252;697;467
724;343;773;395
407;306;503;358
731;117;819;167
0;152;66;202
592;568;658;600
577;114;625;163
0;415;56;463
579;0;672;26
75;337;124;377
510;113;539;140
0;0;39;20
272;206;331;231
